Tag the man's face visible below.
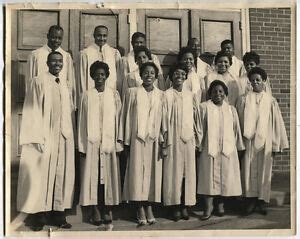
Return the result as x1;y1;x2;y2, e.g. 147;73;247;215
94;27;108;47
189;39;201;57
47;29;63;50
47;53;63;76
132;36;146;49
222;43;234;56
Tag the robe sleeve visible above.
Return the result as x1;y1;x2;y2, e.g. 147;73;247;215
152;54;163;75
80;50;88;96
77;92;88;153
118;88;134;146
231;106;245;151
160;93;168;146
66;53;77;109
19;77;44;146
114;91;124;152
115;50;124;96
271;98;289;152
121;73;131;102
235;95;246;134
198;103;208;152
26;52;37;94
193;95;202;150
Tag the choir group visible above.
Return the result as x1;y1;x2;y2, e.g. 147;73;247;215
17;24;289;231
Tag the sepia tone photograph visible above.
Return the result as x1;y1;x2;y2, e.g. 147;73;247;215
4;1;296;237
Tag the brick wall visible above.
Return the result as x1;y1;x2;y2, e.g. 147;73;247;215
249;8;291;172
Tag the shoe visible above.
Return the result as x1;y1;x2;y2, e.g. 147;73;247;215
104;223;114;231
257;201;268;215
136;210;147;226
200;213;211;221
172;208;181;222
145;205;156;225
29;212;46;231
89;206;102;226
215;200;225;217
30;223;44;231
181;207;189;220
58;222;72;229
243;198;257;216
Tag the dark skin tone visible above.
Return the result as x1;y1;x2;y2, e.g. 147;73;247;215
47;29;63;51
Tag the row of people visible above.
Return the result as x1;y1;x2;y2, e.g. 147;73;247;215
18;49;288;231
27;25;268;108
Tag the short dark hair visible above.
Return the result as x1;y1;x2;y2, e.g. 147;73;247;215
139;62;159;79
220;39;233;49
177;47;197;63
94;25;108;34
89;61;110;79
131;32;146;44
214;50;232;65
48;25;63;34
47;51;63;62
187;37;198;46
168;62;189;81
247;67;267;81
242;51;260;65
134;46;152;62
208;80;229;97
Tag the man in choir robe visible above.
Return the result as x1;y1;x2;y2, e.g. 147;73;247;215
27;25;76;108
220;39;246;78
80;25;123;95
187;38;212;80
122;32;165;93
236;67;288;215
17;51;75;231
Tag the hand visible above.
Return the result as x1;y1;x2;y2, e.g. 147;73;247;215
79;152;86;159
33;143;44;153
160;147;168;160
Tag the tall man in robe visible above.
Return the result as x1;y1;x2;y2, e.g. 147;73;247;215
80;25;123;95
27;25;76;108
17;51;75;231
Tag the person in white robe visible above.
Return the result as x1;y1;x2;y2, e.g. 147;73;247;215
204;51;242;106
26;25;76;109
166;47;205;103
121;46;165;99
118;62;165;226
220;39;246;78
17;52;75;231
80;25;123;95
236;67;288;215
197;80;245;220
187;38;213;79
162;63;201;221
240;51;272;95
122;32;165;94
78;61;122;231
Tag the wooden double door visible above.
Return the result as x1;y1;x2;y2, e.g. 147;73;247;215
10;7;242;220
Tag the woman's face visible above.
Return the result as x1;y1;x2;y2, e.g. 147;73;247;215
211;84;226;105
136;51;149;67
141;65;156;87
92;68;107;87
172;69;187;87
216;56;231;74
249;73;265;93
245;60;257;73
180;52;194;71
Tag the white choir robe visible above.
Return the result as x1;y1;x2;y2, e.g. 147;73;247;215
17;72;75;214
78;88;123;206
197;100;244;196
196;57;213;79
204;70;241;106
236;92;288;203
118;86;165;202
80;43;123;95
27;44;77;108
162;89;201;206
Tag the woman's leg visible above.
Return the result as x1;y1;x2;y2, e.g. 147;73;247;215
215;196;225;217
145;202;156;224
136;201;147;225
201;195;213;220
180;179;189;220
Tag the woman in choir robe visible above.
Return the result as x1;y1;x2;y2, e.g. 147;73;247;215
121;46;165;99
236;67;288;215
240;51;272;95
162;63;201;221
204;51;241;106
78;61;122;231
197;80;245;220
118;62;165;226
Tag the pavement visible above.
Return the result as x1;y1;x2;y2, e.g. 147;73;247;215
10;172;292;233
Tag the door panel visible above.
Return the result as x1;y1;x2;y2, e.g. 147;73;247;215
137;9;189;78
191;10;242;60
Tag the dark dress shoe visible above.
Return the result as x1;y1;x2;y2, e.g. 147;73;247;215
58;222;72;229
200;213;211;221
243;199;257;216
181;207;189;220
257;201;268;215
172;208;181;222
